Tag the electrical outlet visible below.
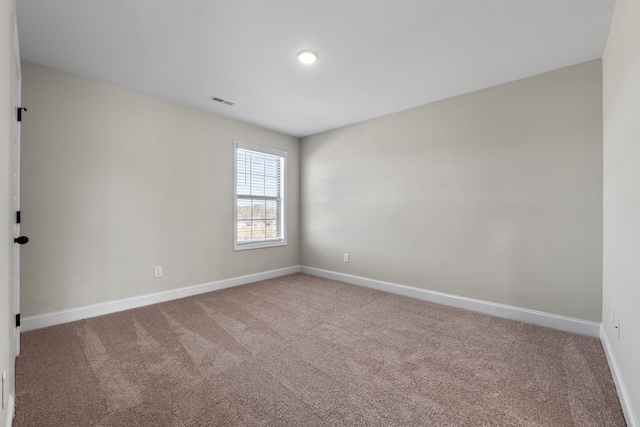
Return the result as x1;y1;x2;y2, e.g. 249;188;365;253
343;254;349;263
154;265;163;278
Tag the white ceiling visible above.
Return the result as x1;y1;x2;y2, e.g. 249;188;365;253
17;0;615;138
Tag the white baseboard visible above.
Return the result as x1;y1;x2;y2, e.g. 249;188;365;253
6;394;14;427
600;326;638;427
300;266;601;337
23;264;601;336
21;266;300;332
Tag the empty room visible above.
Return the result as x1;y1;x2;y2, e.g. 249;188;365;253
1;0;638;426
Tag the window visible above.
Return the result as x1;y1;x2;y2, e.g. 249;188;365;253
234;141;287;250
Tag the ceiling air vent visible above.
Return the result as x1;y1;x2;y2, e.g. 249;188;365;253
209;96;234;106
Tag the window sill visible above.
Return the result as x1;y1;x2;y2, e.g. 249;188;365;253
234;240;287;251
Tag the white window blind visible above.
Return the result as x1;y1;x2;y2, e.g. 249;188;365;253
234;141;286;250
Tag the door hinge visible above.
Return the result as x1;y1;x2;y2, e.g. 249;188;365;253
16;210;20;224
15;313;20;327
17;107;27;122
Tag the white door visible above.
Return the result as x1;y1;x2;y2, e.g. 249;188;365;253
9;11;23;383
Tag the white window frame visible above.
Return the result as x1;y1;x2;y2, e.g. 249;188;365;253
234;141;287;251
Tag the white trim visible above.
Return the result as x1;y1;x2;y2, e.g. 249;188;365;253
235;240;287;251
300;266;601;337
235;140;287;158
21;266;300;332
600;326;638;427
10;12;21;360
6;394;14;427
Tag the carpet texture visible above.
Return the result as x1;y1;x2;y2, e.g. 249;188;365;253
15;273;625;426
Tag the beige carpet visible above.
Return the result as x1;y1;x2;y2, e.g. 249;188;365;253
15;273;625;426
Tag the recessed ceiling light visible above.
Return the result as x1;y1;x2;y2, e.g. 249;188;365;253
297;50;318;65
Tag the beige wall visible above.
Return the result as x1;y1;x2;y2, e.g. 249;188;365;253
20;62;299;317
603;0;640;421
301;60;603;321
1;1;16;426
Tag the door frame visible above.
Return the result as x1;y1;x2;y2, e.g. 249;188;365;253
8;11;21;421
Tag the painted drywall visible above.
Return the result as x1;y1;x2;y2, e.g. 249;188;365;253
20;62;299;317
301;60;603;322
1;2;16;426
602;0;640;421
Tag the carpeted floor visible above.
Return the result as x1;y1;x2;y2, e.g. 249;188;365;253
15;273;625;426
